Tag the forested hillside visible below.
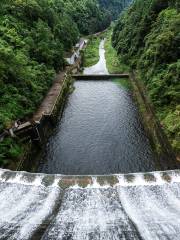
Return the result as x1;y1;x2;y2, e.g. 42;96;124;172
63;0;132;35
98;0;132;20
0;0;128;132
112;0;180;154
0;0;129;165
0;0;77;134
63;0;110;35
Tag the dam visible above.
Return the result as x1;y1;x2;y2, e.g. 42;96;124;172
0;168;180;239
0;40;179;240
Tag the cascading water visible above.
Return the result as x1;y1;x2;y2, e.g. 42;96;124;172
0;168;180;239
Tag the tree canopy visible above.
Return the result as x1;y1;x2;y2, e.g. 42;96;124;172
0;0;129;132
112;0;180;153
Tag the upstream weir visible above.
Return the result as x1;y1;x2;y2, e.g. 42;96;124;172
0;40;180;239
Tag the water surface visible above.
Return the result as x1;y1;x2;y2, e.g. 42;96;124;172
39;80;157;175
84;39;108;75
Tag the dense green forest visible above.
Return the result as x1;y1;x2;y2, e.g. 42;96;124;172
0;0;129;133
0;0;130;165
98;0;132;20
112;0;180;155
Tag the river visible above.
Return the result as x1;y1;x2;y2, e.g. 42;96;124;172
39;40;164;175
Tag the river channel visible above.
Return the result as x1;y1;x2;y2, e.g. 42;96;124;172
38;40;170;175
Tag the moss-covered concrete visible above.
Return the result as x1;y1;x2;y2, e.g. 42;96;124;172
130;72;179;169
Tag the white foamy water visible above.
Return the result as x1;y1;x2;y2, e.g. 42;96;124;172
0;169;180;239
0;171;61;240
83;39;109;75
42;187;140;240
117;183;180;240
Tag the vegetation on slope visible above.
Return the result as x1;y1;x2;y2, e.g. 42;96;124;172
83;36;101;67
62;0;133;35
105;27;129;73
98;0;132;20
0;1;78;133
63;0;110;35
112;0;180;155
113;78;132;90
83;27;130;72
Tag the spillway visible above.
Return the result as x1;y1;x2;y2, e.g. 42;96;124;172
0;168;180;239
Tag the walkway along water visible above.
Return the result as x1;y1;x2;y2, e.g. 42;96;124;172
0;38;86;159
0;39;84;171
0;39;179;239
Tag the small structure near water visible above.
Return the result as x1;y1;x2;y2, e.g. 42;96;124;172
65;38;87;65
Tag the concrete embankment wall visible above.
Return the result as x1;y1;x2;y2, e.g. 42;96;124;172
130;72;178;169
15;58;82;171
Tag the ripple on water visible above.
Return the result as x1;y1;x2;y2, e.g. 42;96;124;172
39;80;158;175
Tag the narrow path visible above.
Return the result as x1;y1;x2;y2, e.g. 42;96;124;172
83;39;109;75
